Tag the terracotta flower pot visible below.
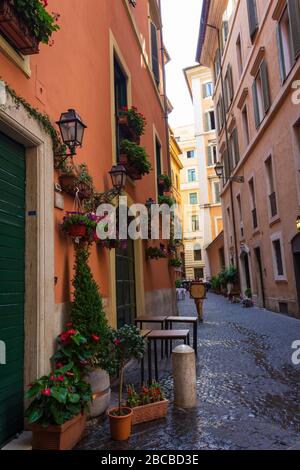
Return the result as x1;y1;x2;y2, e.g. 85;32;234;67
107;406;133;441
0;0;39;55
68;224;87;238
131;399;169;425
29;413;86;450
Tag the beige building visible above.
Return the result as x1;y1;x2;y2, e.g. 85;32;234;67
184;65;223;278
197;0;300;317
174;124;205;279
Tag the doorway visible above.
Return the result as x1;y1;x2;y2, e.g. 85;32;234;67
254;247;265;308
0;132;25;447
116;239;136;328
292;233;300;310
240;251;251;295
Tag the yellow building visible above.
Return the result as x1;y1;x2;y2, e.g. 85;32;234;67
169;128;184;275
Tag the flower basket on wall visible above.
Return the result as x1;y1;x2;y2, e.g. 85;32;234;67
118;106;146;144
0;0;39;54
59;163;94;200
118;115;140;144
120;154;142;181
119;140;151;181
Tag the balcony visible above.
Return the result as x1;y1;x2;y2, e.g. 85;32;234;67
269;192;277;218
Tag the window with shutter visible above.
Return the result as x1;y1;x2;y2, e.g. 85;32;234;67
151;22;160;86
207;146;213;166
114;57;128;161
247;0;259;41
277;6;295;83
287;0;300;59
260;60;270;113
252;59;270;127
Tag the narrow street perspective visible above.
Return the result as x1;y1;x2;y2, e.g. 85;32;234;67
0;0;300;460
76;293;300;451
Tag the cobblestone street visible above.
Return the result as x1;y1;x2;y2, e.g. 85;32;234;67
77;294;300;451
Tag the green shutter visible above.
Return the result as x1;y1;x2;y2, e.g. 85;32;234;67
207;146;212;166
233;128;240;164
260;60;270;113
247;0;258;40
276;24;286;84
228;64;234;101
151;22;160;86
0;132;25;447
287;0;300;59
252;80;260;128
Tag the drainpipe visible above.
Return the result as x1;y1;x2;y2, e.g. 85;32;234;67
158;0;171;178
207;24;239;274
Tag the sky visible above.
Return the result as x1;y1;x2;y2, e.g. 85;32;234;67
161;0;203;129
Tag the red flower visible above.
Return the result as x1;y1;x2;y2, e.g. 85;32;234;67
60;332;69;343
57;375;64;381
66;321;73;328
55;362;63;369
41;388;51;396
67;329;77;336
114;338;121;346
91;334;100;342
50;375;55;381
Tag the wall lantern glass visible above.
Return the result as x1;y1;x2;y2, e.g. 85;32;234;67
214;162;224;179
109;164;127;190
56;109;87;155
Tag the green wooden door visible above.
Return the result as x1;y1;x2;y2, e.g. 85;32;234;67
0;132;25;447
116;240;136;328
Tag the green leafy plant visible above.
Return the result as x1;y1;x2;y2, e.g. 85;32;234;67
169;258;182;268
118;106;146;136
70;246;116;374
126;382;165;408
145;246;167;260
224;265;238;284
175;279;182;288
25;362;92;427
245;288;252;299
210;276;221;292
111;325;146;416
13;0;60;44
120;139;152;176
158;195;176;207
158;173;172;191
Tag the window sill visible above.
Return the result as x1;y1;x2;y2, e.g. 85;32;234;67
0;34;31;77
274;277;288;283
269;215;280;227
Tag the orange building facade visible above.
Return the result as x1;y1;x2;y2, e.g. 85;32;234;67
197;0;300;317
0;0;175;446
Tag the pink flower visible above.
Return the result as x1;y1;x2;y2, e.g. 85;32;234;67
41;388;51;396
50;375;55;381
57;375;64;381
114;338;121;346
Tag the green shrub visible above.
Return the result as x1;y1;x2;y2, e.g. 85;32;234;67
120;139;152;175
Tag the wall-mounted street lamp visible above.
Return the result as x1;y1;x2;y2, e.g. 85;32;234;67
214;163;244;184
145;197;155;215
56;109;87;157
296;216;300;231
109;164;127;190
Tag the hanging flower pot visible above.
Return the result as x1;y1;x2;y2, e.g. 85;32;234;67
158;174;172;192
68;224;87;238
119;140;151;181
0;0;59;55
59;163;94;200
118;106;146;144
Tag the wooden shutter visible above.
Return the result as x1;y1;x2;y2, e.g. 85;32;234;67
233;128;240;164
228;64;234;101
252;81;260;128
151;22;160;86
202;84;207;99
247;0;258;40
287;0;300;59
223;150;230;181
207;146;212;166
260;60;270;113
204;112;210;132
276;24;286;83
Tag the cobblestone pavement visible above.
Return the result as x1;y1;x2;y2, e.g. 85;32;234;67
77;293;300;450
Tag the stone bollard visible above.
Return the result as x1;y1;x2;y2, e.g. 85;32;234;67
172;344;197;408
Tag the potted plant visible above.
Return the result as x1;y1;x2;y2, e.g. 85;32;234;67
25;362;92;450
118;106;146;143
61;212;100;242
158;173;172;192
210;276;221;293
59;163;93;199
126;382;168;425
169;257;182;268
120;139;152;180
224;265;238;296
67;245;117;417
145;246;167;260
0;0;60;55
158;194;176;207
107;325;145;441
